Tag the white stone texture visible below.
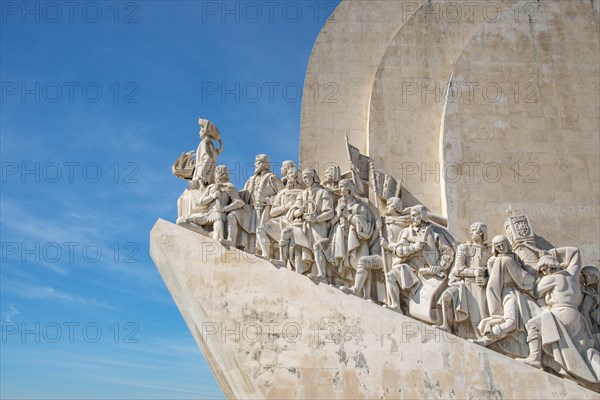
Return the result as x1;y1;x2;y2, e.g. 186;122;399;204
150;219;599;399
300;0;600;264
441;0;600;263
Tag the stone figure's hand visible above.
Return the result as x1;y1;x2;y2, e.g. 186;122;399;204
189;179;200;190
380;238;389;251
341;207;350;219
376;218;384;231
429;265;441;275
293;209;303;218
305;213;317;223
475;268;486;278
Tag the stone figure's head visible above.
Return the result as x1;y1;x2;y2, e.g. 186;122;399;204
581;266;600;287
198;117;208;138
214;165;230;183
386;197;403;216
338;178;356;198
281;160;296;177
469;222;488;244
410;205;428;226
536;255;561;276
254;154;270;174
324;164;341;185
302;168;320;186
285;167;301;190
491;235;511;256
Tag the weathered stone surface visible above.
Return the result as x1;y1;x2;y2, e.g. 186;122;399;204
441;0;600;262
300;0;426;177
300;0;600;264
368;0;515;213
150;219;598;399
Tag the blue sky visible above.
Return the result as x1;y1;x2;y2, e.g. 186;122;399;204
0;1;337;398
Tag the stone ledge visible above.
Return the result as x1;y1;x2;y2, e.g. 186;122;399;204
150;218;598;399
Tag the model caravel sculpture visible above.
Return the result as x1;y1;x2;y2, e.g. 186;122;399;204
171;117;600;391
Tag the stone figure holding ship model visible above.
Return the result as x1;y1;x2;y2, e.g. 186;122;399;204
170;116;600;389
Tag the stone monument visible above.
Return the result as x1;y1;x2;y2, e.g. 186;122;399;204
152;1;599;398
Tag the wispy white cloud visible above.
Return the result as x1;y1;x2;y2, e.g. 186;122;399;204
2;281;112;309
3;304;22;323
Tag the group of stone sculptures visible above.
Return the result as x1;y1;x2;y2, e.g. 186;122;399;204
172;118;599;390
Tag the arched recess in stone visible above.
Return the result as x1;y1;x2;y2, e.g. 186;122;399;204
299;0;427;175
368;0;516;213
440;0;599;262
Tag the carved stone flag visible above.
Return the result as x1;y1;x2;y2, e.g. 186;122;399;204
345;135;371;182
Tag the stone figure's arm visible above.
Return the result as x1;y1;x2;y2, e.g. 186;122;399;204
223;185;245;213
287;192;305;219
393;229;425;258
316;190;334;222
198;186;216;206
267;175;284;204
350;204;374;240
270;192;286;218
533;275;556;299
452;244;470;277
436;234;455;272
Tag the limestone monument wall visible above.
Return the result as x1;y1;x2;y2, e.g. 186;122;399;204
300;0;600;263
150;219;598;399
299;0;427;174
441;0;600;261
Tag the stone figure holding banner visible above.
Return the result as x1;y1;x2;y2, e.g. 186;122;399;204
340;197;410;301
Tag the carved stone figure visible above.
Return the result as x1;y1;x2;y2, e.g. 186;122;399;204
280;160;303;188
518;256;599;385
340;197;410;300
183;166;245;243
328;178;376;286
192;117;223;189
473;235;539;354
384;205;455;323
283;168;334;281
237;154;284;254
323;164;342;195
256;167;303;260
580;266;600;335
437;222;490;339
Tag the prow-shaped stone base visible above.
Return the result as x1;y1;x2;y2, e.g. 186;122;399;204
150;219;598;399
